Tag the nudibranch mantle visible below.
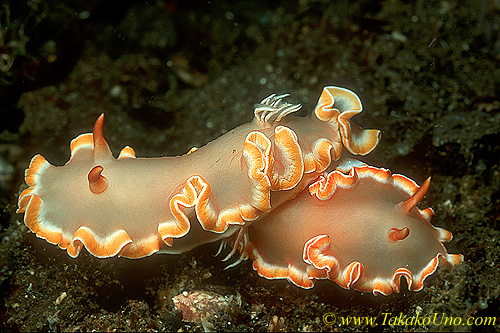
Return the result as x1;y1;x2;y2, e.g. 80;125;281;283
228;166;463;295
17;86;381;259
16;85;463;295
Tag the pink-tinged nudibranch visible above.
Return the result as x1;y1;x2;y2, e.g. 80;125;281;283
228;166;463;295
16;85;462;295
17;87;381;259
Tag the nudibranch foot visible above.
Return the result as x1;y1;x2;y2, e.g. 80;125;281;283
230;165;463;295
17;86;382;259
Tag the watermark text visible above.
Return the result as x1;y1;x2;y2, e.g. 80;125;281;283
322;312;496;327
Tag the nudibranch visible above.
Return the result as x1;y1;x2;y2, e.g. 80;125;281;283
17;86;381;259
228;166;464;295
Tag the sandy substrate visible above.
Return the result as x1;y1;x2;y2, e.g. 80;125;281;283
1;1;499;331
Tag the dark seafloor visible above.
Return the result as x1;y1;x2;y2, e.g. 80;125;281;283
0;0;499;331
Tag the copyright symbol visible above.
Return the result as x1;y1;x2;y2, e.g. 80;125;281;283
323;312;336;325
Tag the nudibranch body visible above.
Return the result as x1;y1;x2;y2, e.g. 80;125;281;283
229;166;464;295
17;87;381;259
16;85;463;295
